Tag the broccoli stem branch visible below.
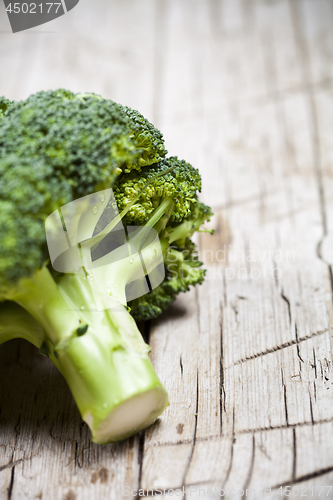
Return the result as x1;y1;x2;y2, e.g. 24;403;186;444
0;302;44;348
153;198;175;236
144;197;174;230
9;266;81;347
79;197;174;307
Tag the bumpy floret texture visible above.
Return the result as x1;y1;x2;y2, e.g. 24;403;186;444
113;157;202;225
0;154;71;290
0;155;71;215
0;201;46;291
123;106;166;169
0;90;167;199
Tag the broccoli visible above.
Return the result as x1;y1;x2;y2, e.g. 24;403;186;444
0;90;212;444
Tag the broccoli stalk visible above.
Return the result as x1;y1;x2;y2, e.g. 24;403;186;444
3;265;168;444
1;180;176;443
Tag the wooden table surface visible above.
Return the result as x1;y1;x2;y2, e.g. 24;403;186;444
1;0;333;498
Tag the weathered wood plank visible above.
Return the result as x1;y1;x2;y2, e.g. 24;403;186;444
1;0;333;497
143;0;333;492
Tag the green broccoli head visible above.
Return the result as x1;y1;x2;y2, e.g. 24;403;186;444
0;154;67;291
0;89;212;321
0;200;47;293
0;89;167;199
0;90;168;293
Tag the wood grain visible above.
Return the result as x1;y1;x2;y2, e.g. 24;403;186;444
1;0;333;498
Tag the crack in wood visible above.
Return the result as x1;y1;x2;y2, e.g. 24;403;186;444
243;434;255;490
292;428;297;482
281;368;289;427
144;462;333;496
313;380;317;402
140;416;333;451
238;416;333;436
219;301;225;437
329;266;333;309
231;302;239;326
281;289;292;325
73;440;79;473
311;348;318;379
0;459;23;473
295;323;304;366
136;431;145;500
3;414;21;497
309;389;314;426
222;407;235;488
232;329;328;366
271;465;333;489
7;467;15;500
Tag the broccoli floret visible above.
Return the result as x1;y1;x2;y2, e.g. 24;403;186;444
167;201;214;245
113;157;201;225
0;89;212;444
122;106;167;168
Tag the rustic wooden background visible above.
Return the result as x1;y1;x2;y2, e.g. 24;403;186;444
1;0;333;498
